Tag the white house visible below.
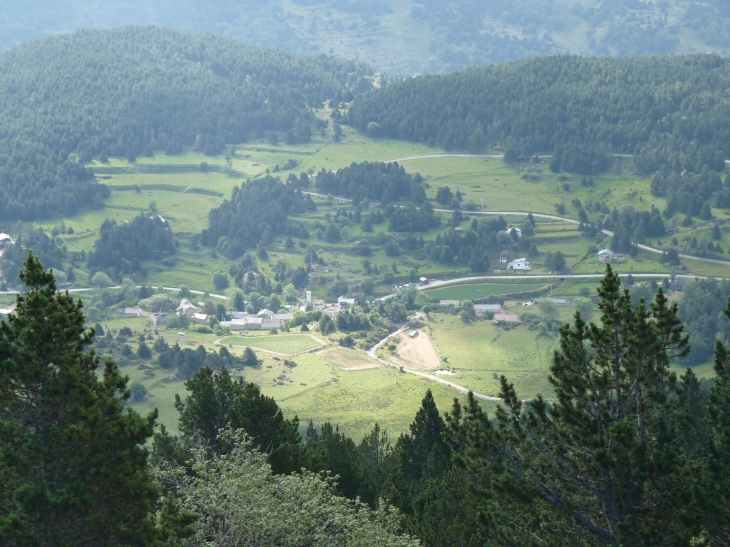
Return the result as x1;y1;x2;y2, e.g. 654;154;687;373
507;258;531;271
598;249;616;263
176;299;200;318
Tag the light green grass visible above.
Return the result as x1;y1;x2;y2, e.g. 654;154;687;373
427;312;558;398
222;334;322;355
125;348;477;440
402;157;665;218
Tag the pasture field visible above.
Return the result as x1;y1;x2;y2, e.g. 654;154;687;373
124;343;471;440
402;156;667;219
319;347;382;371
424;282;548;302
426;311;567;398
221;334;323;355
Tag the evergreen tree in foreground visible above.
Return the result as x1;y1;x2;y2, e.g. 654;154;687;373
447;266;706;546
0;254;161;545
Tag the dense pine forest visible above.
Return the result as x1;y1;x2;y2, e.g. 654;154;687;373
349;55;730;176
0;26;371;221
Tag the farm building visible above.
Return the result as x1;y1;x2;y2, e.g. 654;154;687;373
493;313;519;323
508;258;531;271
312;299;328;310
419;277;430;285
439;299;460;307
409;330;419;338
221;312;293;331
338;296;356;308
499;251;508;264
114;307;145;319
474;304;502;316
598;249;616;263
550;298;572;307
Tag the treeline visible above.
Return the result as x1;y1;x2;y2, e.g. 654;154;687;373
349;55;730;184
314;161;426;205
201;176;315;257
86;214;176;278
0;26;371;220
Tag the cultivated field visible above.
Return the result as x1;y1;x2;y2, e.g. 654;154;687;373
319;347;382;371
389;330;441;371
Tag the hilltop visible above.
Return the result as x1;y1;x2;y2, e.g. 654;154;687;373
1;1;729;74
0;26;371;220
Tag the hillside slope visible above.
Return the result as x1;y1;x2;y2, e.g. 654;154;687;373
0;26;371;221
0;1;729;75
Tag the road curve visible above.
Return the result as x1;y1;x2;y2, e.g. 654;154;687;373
366;319;502;402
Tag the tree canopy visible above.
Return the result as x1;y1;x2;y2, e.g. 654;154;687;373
349;55;730;182
0;26;370;221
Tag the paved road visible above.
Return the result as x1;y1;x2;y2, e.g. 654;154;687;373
0;285;227;299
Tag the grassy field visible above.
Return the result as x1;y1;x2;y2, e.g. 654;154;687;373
424;311;566;398
122;336;471;440
221;334;323;355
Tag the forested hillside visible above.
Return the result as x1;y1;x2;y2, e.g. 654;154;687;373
350;55;730;174
1;1;729;75
0;26;370;221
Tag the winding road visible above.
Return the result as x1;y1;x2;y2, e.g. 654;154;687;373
366;317;503;402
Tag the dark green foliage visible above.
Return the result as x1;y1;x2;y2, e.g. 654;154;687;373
599;206;665;245
678;278;730;365
0;26;369;220
87;214;176;277
387;202;441;232
1;227;67;283
314;162;426;205
335;311;371;332
173;367;300;474
349;55;730;184
654;169;724;217
302;422;363;500
157;343;245;377
0;254;159;544
201;176;315;256
445;267;706;546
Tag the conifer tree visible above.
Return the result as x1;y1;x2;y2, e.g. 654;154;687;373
447;266;705;546
0;254;160;545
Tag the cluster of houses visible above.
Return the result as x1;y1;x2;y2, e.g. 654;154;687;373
311;295;356;318
114;297;296;331
220;308;294;331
